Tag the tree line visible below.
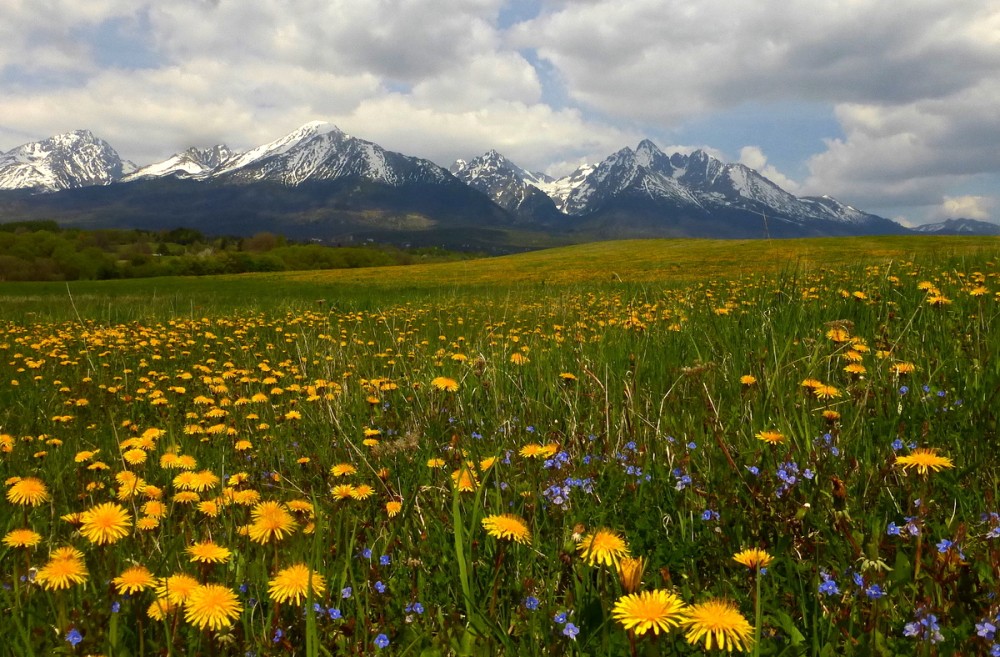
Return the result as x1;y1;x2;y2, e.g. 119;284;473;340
0;222;469;281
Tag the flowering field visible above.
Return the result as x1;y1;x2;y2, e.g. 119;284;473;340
3;237;1000;656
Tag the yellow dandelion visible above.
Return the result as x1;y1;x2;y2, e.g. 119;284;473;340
123;448;148;465
268;563;327;605
681;599;754;653
136;517;160;531
451;467;478;493
184;583;243;631
891;362;916;375
3;528;42;548
822;409;841;423
350;484;374;500
739;374;757;385
386;500;402;517
113;565;156;594
481;514;532;545
187;540;232;564
617;556;647;594
156;573;200;604
612;589;689;636
755;430;784;445
519;442;558;459
331;484;356;500
577;528;630;567
813;384;841;399
895;448;955;475
330;463;357;477
147;598;177;621
826;328;851;343
173;491;201;504
247;501;297;544
732;548;773;570
426;458;446;468
6;477;49;506
430;376;459;392
36;547;89;590
79;502;132;545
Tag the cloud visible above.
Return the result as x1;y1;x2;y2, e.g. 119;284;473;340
930;195;996;221
512;1;999;121
738;146;799;193
801;78;1000;209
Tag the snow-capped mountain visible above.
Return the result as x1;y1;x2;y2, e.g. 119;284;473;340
913;218;1000;235
0;130;131;192
216;122;451;187
124;145;234;181
524;139;901;234
450;150;560;220
528;163;595;213
0;124;914;242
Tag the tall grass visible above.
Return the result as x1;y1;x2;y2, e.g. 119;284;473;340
1;238;999;655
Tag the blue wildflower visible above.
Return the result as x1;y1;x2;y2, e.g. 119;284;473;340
66;628;83;647
374;633;390;649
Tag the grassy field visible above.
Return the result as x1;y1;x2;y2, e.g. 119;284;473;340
2;235;1000;656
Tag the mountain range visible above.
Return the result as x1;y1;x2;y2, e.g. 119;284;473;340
0;123;994;249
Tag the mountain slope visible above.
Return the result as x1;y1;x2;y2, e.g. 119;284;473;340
0;130;130;192
450;150;563;223
124;145;234;181
913;218;1000;235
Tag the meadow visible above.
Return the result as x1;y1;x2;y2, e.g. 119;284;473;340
2;236;1000;656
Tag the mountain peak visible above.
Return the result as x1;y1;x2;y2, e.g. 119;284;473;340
0;130;124;192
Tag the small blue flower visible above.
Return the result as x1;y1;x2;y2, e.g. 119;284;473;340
563;622;580;639
379;554;391;566
361;547;373;559
887;522;901;536
899;386;909;395
328;607;342;620
892;439;904;451
936;539;953;553
745;465;759;476
273;628;284;643
374;633;390;649
374;581;387;593
687;441;697;450
818;572;840;596
866;584;885;599
66;628;83;647
411;602;424;614
524;596;539;610
554;612;567;624
111;601;121;613
341;586;353;599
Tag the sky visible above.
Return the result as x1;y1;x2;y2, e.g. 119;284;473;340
1;0;998;226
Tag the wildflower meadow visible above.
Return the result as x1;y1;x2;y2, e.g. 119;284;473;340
2;236;1000;656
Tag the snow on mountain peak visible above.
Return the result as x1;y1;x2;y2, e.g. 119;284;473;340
0;130;125;192
213;122;343;177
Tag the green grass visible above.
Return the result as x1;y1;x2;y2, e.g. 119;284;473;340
2;235;1000;655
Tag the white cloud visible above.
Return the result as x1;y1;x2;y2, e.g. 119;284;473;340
738;146;800;193
513;1;999;121
930;195;996;221
801;78;1000;209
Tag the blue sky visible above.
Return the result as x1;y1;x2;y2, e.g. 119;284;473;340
1;0;997;225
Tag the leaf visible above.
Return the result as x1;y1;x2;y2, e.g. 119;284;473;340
772;610;805;646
